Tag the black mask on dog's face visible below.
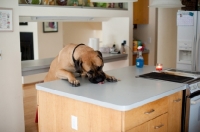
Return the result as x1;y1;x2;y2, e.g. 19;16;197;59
87;69;106;84
87;51;106;84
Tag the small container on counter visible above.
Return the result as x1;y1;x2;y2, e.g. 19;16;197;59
156;63;163;71
136;46;144;68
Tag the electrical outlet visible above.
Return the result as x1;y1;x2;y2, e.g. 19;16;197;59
0;50;2;60
71;115;78;130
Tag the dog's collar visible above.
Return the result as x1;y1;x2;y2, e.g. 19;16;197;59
72;44;85;72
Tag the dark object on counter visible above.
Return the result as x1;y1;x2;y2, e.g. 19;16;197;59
56;0;67;5
137;72;194;83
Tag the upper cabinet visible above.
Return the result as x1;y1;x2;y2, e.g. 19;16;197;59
133;0;149;24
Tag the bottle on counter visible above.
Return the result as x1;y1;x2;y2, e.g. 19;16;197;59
120;40;126;54
136;46;144;68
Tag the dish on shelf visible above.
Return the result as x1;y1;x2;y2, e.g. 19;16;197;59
25;0;41;4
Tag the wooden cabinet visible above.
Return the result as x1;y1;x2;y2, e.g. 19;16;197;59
133;0;149;24
133;52;148;65
148;113;168;132
37;90;182;132
127;122;148;132
167;91;182;132
128;113;168;132
124;91;182;132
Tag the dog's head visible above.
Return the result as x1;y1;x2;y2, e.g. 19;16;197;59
74;50;106;84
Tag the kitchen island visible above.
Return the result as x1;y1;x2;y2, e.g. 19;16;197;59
36;65;185;132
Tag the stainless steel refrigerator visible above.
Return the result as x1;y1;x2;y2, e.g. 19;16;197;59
176;10;200;72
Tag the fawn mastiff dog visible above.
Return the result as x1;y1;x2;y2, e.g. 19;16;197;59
44;43;118;86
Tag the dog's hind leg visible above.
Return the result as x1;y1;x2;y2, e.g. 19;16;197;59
56;69;80;87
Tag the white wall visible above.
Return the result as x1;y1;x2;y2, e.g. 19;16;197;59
102;17;131;70
133;0;157;66
63;22;102;46
38;22;64;59
0;0;25;131
157;8;180;68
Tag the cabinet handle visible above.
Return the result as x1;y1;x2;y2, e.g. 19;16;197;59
154;124;164;129
173;98;181;102
144;109;155;114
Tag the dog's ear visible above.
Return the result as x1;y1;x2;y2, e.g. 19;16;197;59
74;59;83;73
96;50;102;57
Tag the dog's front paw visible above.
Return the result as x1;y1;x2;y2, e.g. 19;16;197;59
68;78;80;87
106;76;118;82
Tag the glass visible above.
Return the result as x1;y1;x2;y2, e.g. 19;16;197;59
156;63;163;71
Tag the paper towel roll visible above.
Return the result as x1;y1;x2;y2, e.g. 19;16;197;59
88;38;99;51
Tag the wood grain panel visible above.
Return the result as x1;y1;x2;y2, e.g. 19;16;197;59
38;91;122;132
124;96;169;131
133;0;149;24
126;122;148;132
167;91;182;132
148;113;168;132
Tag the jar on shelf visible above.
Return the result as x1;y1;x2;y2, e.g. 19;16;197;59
69;0;78;6
43;0;55;5
56;0;67;5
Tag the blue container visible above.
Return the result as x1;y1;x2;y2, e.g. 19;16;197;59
136;58;144;68
136;51;144;68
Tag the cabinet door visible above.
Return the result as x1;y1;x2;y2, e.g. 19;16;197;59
148;113;168;132
133;0;149;24
168;91;182;132
126;122;148;132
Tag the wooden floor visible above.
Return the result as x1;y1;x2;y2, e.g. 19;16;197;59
23;83;38;132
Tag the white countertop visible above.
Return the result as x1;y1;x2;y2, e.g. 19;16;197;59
36;65;186;111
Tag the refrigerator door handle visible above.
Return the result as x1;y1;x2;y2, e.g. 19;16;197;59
196;34;200;71
193;36;197;71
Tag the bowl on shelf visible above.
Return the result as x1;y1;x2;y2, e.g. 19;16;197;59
25;0;41;4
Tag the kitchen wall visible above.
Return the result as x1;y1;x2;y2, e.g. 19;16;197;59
20;22;64;60
133;0;157;66
102;17;130;70
38;22;64;59
0;0;25;131
157;8;180;69
63;22;102;45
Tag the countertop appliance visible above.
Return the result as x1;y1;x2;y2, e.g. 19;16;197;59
176;10;200;71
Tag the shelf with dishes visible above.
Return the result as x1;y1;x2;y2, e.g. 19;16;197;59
18;0;127;10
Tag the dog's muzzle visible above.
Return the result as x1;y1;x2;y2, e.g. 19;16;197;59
88;72;106;84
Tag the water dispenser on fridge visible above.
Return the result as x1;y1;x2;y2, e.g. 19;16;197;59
177;40;193;70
